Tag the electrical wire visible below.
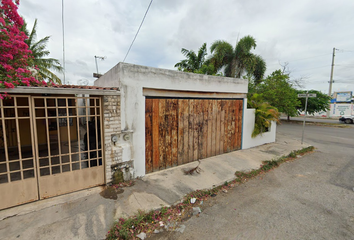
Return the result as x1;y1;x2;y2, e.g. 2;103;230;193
265;53;332;66
287;53;332;62
293;65;330;72
123;0;154;63
337;49;354;53
62;0;66;84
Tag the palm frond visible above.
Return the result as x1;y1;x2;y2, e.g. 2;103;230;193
27;19;38;47
23;19;63;83
249;93;280;138
253;55;266;84
36;67;62;84
235;35;256;57
209;40;233;73
181;48;190;56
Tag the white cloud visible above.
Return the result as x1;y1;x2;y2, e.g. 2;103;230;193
18;0;354;93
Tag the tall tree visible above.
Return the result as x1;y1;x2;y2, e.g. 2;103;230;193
209;35;266;83
257;70;300;120
296;90;330;115
174;43;208;73
21;19;63;84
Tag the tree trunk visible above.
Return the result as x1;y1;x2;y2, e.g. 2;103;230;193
231;58;237;78
287;115;290;121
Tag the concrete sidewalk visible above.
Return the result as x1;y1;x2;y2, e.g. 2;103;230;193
0;132;310;240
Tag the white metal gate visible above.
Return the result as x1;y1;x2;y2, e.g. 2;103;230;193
0;96;38;209
0;95;104;210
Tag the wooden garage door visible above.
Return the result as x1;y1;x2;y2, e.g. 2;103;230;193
145;98;243;173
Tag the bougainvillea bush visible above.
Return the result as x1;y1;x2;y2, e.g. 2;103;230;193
0;0;55;98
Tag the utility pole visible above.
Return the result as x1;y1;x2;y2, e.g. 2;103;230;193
301;91;309;145
327;47;336;117
328;47;336;97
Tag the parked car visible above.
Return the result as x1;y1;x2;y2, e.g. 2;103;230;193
339;115;354;124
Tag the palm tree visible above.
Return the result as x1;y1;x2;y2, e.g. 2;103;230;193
248;93;280;138
22;19;63;84
174;43;208;73
209;36;266;83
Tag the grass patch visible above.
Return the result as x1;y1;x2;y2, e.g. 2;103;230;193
235;146;314;182
106;146;314;240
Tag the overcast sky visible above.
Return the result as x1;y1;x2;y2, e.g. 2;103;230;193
19;0;354;93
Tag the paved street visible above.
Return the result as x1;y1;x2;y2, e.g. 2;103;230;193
281;116;341;124
151;123;354;239
0;125;305;240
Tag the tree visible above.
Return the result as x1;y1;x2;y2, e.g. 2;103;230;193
248;93;280;137
296;90;330;115
174;43;208;73
21;19;63;84
257;70;300;120
209;35;266;83
0;0;51;97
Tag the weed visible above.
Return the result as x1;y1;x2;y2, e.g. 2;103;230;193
288;151;297;158
161;207;168;214
235;146;314;181
106;146;314;240
112;169;125;185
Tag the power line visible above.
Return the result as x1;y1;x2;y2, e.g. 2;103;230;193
335;64;354;69
123;0;154;63
266;53;332;66
288;53;332;62
337;49;354;53
294;65;330;72
62;0;66;84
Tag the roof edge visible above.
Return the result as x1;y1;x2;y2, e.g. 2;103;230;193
1;86;120;96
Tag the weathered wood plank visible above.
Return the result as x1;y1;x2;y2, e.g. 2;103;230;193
227;101;233;152
152;99;160;171
165;99;172;168
183;100;189;164
177;99;184;165
231;100;237;151
158;99;166;170
223;100;228;153
198;100;204;160
238;100;243;150
216;100;221;155
234;100;240;150
188;99;194;163
202;100;209;159
171;99;178;167
145;98;153;173
220;106;225;154
193;100;199;161
211;100;217;156
207;100;212;158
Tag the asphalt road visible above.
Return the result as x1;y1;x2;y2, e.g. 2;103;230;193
281;116;342;124
150;123;354;240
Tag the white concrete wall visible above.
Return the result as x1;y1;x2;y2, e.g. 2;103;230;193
298;103;354;118
329;103;353;117
96;62;275;176
242;108;276;149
